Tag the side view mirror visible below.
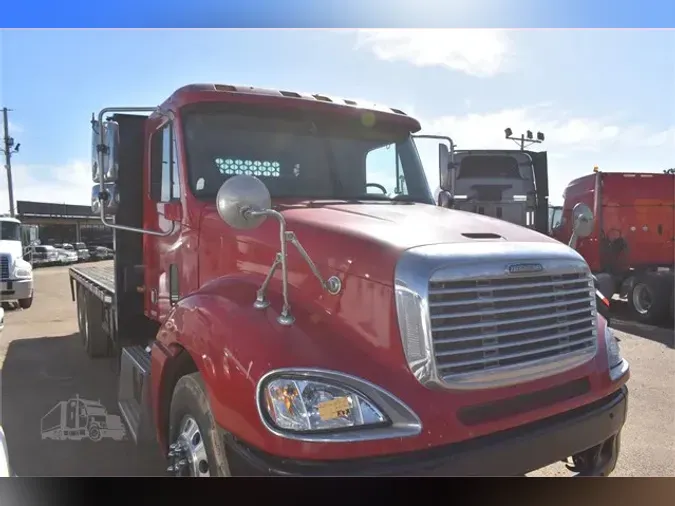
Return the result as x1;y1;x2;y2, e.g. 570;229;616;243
216;175;271;229
91;183;120;216
439;143;450;181
569;202;594;249
437;190;454;208
572;203;594;238
91;117;120;183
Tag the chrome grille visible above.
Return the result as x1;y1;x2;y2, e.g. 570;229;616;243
0;255;9;281
429;271;597;381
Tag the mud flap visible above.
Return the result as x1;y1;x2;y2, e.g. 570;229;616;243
118;346;155;445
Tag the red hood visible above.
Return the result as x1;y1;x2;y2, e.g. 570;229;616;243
255;201;560;287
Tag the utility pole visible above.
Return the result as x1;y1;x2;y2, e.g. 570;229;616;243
1;107;20;217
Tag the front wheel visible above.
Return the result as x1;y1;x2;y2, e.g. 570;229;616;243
167;373;231;477
18;295;33;309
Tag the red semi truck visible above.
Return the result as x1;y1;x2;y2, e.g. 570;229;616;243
551;169;674;324
69;83;629;477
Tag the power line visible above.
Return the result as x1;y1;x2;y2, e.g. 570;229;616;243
1;107;20;217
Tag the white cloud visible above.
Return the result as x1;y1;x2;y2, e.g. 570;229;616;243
420;105;674;152
414;105;674;203
0;160;92;214
355;29;512;77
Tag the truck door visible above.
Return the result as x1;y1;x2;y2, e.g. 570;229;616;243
146;119;197;322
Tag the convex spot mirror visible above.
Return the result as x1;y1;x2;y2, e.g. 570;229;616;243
91;183;120;216
216;175;271;230
437;190;454;208
572;203;594;238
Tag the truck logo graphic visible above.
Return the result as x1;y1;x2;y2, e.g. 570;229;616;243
506;263;544;274
40;395;127;442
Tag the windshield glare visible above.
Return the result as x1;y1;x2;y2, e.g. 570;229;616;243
182;110;433;204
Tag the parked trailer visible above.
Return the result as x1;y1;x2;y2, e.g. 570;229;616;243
70;83;629;477
552;170;674;324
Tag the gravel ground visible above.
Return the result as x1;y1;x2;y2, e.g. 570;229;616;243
0;263;673;476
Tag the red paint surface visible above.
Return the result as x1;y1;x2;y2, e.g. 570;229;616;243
554;171;675;273
138;85;625;461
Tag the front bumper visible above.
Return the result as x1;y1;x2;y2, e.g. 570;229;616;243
0;279;33;301
225;386;628;477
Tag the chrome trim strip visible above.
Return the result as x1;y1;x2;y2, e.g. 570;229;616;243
0;426;11;477
255;368;422;443
394;241;598;391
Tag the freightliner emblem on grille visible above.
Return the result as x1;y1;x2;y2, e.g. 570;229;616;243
506;263;544;274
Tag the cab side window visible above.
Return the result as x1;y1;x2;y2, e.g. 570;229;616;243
365;143;406;196
150;123;180;202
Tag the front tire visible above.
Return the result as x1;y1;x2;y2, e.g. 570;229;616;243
167;373;231;477
18;294;33;309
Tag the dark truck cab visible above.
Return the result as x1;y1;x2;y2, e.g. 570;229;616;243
436;148;550;235
69;84;628;476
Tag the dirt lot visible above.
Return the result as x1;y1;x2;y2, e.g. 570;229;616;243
0;263;673;476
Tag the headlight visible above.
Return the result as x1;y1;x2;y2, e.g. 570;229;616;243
605;326;628;381
262;377;386;432
13;260;32;278
257;369;422;442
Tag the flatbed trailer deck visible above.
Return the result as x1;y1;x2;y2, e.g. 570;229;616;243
68;261;118;359
69;262;116;299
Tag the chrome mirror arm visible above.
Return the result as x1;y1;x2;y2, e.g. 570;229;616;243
243;206;342;326
95;106;176;237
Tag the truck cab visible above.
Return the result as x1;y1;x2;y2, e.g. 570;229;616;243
0;215;34;308
438;149;550;234
549;205;563;235
552;169;674;324
70;83;628;477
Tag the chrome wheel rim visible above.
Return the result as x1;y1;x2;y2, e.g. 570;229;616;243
632;283;652;315
168;416;210;477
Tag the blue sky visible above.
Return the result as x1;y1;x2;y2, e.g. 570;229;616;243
1;29;673;212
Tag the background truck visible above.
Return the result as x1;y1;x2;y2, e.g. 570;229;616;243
0;215;35;308
436;148;550;234
41;395;126;442
70;83;628;477
552;169;674;324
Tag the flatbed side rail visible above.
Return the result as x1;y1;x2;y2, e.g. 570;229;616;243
69;267;114;305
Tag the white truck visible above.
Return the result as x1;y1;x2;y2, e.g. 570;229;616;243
0;215;34;309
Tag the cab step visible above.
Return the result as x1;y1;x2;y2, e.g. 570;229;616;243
118;345;155;445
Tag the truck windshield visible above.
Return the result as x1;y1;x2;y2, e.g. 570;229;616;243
457;155;523;179
0;222;21;241
181;109;434;205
